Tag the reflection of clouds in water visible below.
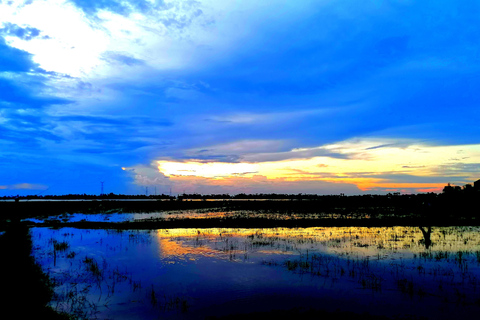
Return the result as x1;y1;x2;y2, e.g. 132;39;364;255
31;226;480;320
154;227;480;261
257;250;294;255
157;237;220;261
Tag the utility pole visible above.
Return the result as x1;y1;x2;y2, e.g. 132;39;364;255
100;181;104;196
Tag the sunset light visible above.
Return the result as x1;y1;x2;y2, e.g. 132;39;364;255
148;140;480;194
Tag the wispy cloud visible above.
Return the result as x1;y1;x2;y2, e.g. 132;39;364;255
0;183;48;190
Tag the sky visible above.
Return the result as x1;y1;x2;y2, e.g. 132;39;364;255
1;0;480;196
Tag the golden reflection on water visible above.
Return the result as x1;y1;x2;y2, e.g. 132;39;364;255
154;226;480;260
157;238;220;261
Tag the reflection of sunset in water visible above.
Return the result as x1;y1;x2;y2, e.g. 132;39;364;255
154;226;480;261
157;237;220;260
32;226;480;320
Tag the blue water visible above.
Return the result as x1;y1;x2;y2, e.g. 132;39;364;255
31;226;480;319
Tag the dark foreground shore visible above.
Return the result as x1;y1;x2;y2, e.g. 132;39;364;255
0;222;69;319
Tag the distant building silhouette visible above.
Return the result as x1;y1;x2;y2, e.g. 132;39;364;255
443;179;480;194
474;179;480;190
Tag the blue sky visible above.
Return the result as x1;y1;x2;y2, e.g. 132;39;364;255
1;0;480;196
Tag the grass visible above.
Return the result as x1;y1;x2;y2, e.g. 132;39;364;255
53;240;70;251
149;285;189;312
83;256;103;278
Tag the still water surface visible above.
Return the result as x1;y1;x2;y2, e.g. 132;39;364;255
31;226;480;319
24;210;328;224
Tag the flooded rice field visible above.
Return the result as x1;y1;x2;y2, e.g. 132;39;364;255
31;224;480;319
23;210;330;224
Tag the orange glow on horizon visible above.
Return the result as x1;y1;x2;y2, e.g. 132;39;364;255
144;140;480;193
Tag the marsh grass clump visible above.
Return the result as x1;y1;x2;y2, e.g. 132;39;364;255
150;285;158;306
83;257;102;278
164;295;189;313
261;259;279;266
131;279;142;292
360;273;383;290
53;240;70;251
434;251;449;261
285;259;310;272
149;286;189;313
54;282;99;320
396;278;415;297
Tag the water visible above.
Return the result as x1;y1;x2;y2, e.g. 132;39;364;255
24;212;171;223
31;226;480;319
23;210;330;224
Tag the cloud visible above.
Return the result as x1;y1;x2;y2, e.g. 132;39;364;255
179;139;374;163
282;168;340;179
242;148;350;163
169;175;362;195
123;163;170;186
102;52;145;66
0;76;71;109
0;183;48;190
0;37;37;72
125;165;362;195
365;142;411;150
432;163;480;177
342;172;468;184
0;35;72;110
183;140;287;162
0;22;48;40
68;0;205;33
366;186;442;194
0;36;73;150
69;0;153;16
